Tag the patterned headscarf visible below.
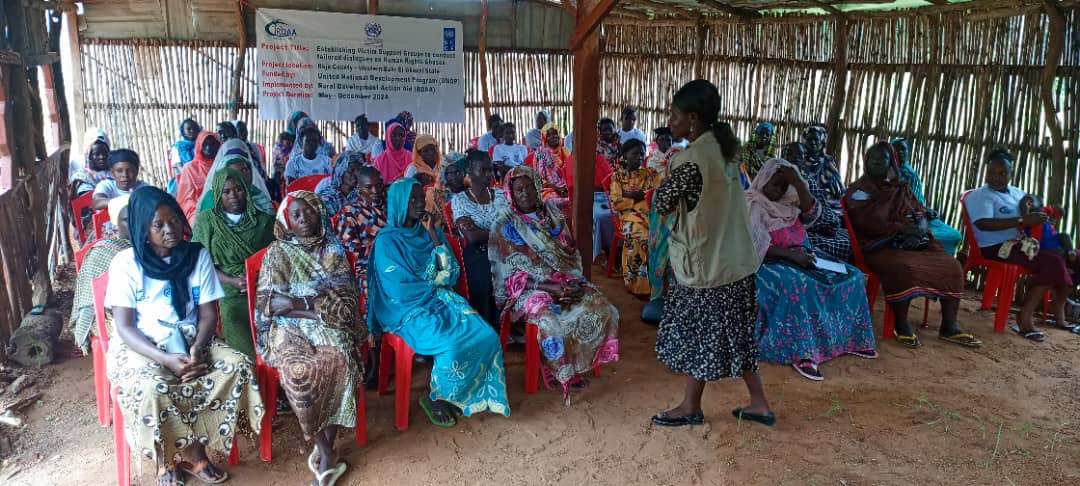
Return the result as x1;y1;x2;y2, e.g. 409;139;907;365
276;190;328;249
73;128;111;189
537;122;571;167
198;139;273;214
410;134;441;181
286;111;308;135
800;125;844;201
745;158;807;259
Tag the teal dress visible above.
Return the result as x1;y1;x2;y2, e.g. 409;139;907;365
899;161;963;256
367;179;510;417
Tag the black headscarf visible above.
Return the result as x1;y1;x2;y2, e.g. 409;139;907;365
127;186;204;318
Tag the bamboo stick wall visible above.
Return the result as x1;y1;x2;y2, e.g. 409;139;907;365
603;10;1079;239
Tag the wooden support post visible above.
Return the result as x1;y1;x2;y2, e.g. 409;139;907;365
825;18;848;157
63;10;84;143
572;0;602;280
479;0;491;121
693;23;707;79
228;0;248;120
46;12;70;147
367;0;378;14
1040;0;1067;209
569;0;618;51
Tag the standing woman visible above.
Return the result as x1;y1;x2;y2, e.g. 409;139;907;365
610;139;661;296
105;187;263;486
451;150;507;327
373;122;412;184
192;168;275;357
652;80;774;427
168;118;201;195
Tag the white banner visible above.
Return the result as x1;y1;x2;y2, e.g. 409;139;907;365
255;8;465;122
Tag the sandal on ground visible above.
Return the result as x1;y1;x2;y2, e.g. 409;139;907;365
731;407;776;427
650;410;704;427
308;447;319;474
311;462;347;486
419;396;457;427
1071;325;1080;335
792;361;824;381
1045;319;1078;331
847;349;878;359
176;458;229;485
938;332;982;348
156;463;182;486
895;333;921;348
1010;325;1046;342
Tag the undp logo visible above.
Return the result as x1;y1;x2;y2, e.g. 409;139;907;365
364;22;384;47
265;19;297;39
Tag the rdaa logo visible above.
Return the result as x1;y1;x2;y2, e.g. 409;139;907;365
265;19;297;39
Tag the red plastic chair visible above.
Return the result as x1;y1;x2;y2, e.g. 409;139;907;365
377;332;416;430
74;242;94;271
72;192;94;245
92;273;130;486
244;248;368;462
443;202;470;299
93;209;110;240
601;174;624;277
840;198;928;339
498;314;600;394
959;190;1048;332
286;173;329;194
90;274;110;427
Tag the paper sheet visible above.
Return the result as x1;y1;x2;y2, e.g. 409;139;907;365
814;257;848;274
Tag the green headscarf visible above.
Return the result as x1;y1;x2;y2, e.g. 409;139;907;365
192;167;276;277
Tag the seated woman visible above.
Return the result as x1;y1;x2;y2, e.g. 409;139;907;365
69;195;131;354
71;128;111;198
793;129;852;262
93;149;148;210
254;191;365;485
489;166;620;400
367;179;510;426
439;152;469;205
747;159;876;381
315;150;364;219
845;142;981;348
491;122;529;180
192;168;275;357
609;139;660;296
197;139;274;215
372;122;411;184
176;131;222;222
645;126;680;177
891;138;963;256
404;134;441;187
451;150;507;327
526;123;573;220
965;149;1076;341
285;127;333;186
104;186;262;486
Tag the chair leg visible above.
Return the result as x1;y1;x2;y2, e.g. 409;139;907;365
393;341;415;431
92;337;111;427
378;340;394;396
1042;291;1051;324
112;388;130;486
994;269;1020;333
981;267;1002;310
883;303;896;340
524;323;540;394
921;296;931;328
354;383;367;446
258;369;277;462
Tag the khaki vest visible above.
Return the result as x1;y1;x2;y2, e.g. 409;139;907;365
667;131;760;288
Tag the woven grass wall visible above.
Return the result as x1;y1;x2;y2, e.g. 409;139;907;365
602;9;1079;237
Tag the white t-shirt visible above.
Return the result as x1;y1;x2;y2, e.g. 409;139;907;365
964;184;1026;248
617;128;647;145
93;179;148;199
477;132;499;152
452;190;508;230
491;144;529;168
285;153;332;181
105;247;224;346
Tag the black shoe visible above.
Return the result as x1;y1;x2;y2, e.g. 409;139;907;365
651;410;704;427
731;407;775;427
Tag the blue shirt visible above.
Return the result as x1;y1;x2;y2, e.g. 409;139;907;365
964;184;1026;247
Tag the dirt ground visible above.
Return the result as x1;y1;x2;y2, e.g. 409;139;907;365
2;264;1079;486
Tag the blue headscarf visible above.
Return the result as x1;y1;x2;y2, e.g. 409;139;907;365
173;118;196;165
889;137;925;203
755;121;775;134
366;178;454;333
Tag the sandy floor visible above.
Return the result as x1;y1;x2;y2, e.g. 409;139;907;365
3;267;1080;485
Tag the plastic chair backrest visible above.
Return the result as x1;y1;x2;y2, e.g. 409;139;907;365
245;247;269;348
839;196;869;268
93;209;110;240
92;272;109;351
287;174;328;194
958;189;989;266
74;241;94;271
72;192;94;244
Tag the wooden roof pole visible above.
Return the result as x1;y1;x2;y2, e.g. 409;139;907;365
571;0;611;280
693;23;707;79
368;0;378;14
228;0;247;120
825;17;848;157
1040;0;1067;210
480;0;491;121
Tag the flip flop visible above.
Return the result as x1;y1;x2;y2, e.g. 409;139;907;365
156;462;182;486
938;332;982;348
1045;319;1078;331
651;410;704;427
792;361;824;381
308;447;319;474
176;458;229;484
895;333;921;348
847;349;878;359
311;462;347;486
419;396;457;427
1010;325;1046;342
731;407;776;427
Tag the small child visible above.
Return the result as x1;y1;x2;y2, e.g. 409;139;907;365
269;131;295;201
1019;195;1076;262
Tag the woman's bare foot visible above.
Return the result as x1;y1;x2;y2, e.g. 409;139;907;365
155;464;179;486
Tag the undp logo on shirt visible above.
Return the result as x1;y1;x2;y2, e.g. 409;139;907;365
265;19;297;39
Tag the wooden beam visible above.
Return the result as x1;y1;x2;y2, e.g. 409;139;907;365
624;0;698;19
693;23;707;78
24;52;59;66
511;0;517;49
572;0;601;279
0;50;22;65
62;10;84;147
808;0;845;16
825;18;848;156
367;0;378;14
696;0;761;18
568;0;619;51
228;0;247;120
561;0;577;16
479;0;491;121
1041;0;1067;209
613;7;651;20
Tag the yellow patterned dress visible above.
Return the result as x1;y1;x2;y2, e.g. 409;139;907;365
610;166;661;295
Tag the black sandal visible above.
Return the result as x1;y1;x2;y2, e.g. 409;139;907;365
731;407;776;427
651;410;704;427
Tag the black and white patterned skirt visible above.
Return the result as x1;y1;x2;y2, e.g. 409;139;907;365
655;275;759;381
